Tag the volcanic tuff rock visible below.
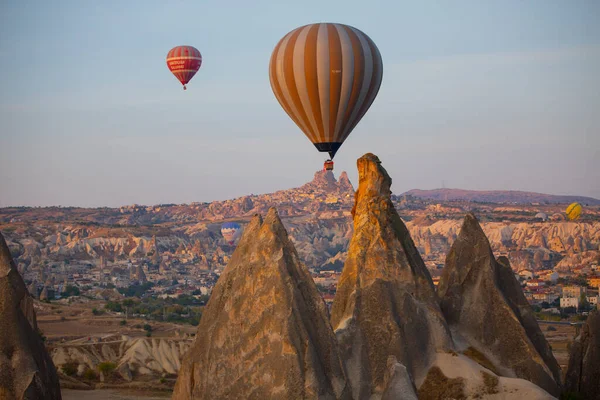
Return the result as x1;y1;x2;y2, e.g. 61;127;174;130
407;219;600;269
51;336;191;381
337;172;354;193
0;232;62;400
172;208;351;400
330;153;453;399
437;214;561;396
300;170;351;194
564;310;600;399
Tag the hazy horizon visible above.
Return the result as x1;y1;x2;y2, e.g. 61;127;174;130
2;1;599;207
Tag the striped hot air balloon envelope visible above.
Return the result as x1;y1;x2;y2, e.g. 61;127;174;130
166;45;202;90
566;202;582;221
269;23;383;160
221;222;242;245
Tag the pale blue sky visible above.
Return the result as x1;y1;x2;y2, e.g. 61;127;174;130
1;1;599;207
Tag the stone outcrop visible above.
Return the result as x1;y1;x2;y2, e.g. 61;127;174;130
438;214;561;396
330;153;453;399
338;172;354;192
300;170;354;196
51;336;191;380
418;353;556;400
564;310;600;399
0;231;62;399
172;208;351;400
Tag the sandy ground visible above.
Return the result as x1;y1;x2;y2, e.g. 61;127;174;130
539;321;578;375
62;389;171;400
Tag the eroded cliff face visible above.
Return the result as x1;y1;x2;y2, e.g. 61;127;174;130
172;208;351;400
330;153;453;399
438;214;561;396
51;336;192;384
407;219;600;271
0;232;62;400
565;311;600;400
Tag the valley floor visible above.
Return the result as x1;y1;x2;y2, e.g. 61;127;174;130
62;389;171;400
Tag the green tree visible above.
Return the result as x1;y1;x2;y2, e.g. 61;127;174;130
61;285;80;298
122;299;136;308
82;369;98;381
105;301;123;312
541;301;550;309
61;362;78;377
98;362;117;375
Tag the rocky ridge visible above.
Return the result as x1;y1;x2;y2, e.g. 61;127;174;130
172;208;351;400
564;310;600;399
0;231;62;399
403;188;600;205
170;154;558;399
330;153;453;399
51;336;192;384
437;213;562;396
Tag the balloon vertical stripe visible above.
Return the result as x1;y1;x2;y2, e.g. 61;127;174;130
326;24;342;143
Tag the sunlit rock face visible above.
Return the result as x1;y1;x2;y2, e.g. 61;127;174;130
172;208;351;400
565;310;600;400
438;214;562;397
330;153;453;399
0;232;62;400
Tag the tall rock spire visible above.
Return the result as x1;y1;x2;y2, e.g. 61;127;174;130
172;208;351;400
330;153;453;399
438;213;561;396
0;232;62;399
564;310;600;399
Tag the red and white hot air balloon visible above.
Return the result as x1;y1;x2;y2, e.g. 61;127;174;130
166;45;202;90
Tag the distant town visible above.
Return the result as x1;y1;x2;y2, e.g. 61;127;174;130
2;170;599;329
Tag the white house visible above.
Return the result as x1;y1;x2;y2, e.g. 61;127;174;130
562;286;586;298
519;270;534;280
539;271;559;283
560;297;580;308
526;279;545;288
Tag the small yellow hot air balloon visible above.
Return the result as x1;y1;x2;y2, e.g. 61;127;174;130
565;202;582;221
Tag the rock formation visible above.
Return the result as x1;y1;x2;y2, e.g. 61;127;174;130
338;172;354;192
437;214;561;396
418;352;557;400
172;208;351;400
0;231;62;399
330;153;453;399
39;286;49;301
51;336;191;383
28;281;38;299
564;310;600;399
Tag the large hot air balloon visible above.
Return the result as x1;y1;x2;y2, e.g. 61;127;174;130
269;23;383;171
221;222;242;245
166;46;202;90
566;202;582;221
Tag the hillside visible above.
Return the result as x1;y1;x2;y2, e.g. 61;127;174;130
401;188;600;205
